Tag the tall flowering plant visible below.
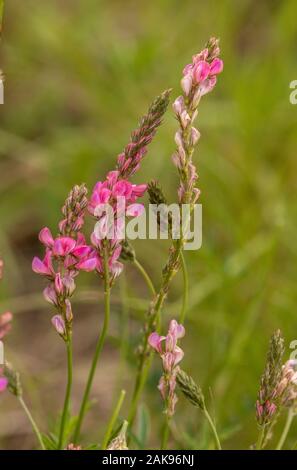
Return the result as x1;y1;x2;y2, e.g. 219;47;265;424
3;37;296;452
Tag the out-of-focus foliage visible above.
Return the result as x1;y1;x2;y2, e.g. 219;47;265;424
0;0;297;449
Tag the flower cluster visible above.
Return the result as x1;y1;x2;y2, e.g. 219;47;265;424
88;170;147;283
32;186;96;339
256;329;285;426
172;37;223;206
181;38;223;98
59;184;88;236
276;360;297;408
117;90;171;179
149;319;185;417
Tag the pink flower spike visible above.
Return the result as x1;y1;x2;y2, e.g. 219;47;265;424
126;203;144;217
53;237;76;257
0;377;8;393
39;227;54;248
210;58;223;75
193;60;210;83
51;315;66;337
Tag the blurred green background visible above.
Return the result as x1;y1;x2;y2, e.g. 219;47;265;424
1;0;297;449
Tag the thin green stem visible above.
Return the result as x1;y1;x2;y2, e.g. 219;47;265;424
134;259;156;297
58;334;73;449
73;245;111;444
276;409;294;450
18;396;46;450
101;389;126;449
179;251;189;324
161;417;170;450
203;407;222;450
256;426;265;450
128;240;183;428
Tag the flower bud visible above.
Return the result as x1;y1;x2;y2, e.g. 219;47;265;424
65;299;73;323
181;74;192;96
51;315;66;337
190;127;201;146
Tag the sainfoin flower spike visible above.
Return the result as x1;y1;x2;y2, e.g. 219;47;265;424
32;184;96;339
117;90;171;179
173;37;223;206
88;170;147;284
149;319;185;417
256;329;284;442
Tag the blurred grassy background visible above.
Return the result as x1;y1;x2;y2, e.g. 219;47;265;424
1;0;297;449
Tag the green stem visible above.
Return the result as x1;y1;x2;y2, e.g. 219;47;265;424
101;389;126;449
58;334;73;449
161;417;170;450
203;407;222;450
73;245;111;444
256;426;265;450
18;396;46;450
276;409;294;450
134;259;156;297
128;240;183;428
179;251;189;324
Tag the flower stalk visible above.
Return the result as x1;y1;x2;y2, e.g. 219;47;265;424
73;243;111;443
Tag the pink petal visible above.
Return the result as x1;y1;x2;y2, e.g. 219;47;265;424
199;76;217;96
106;170;119;185
39;227;54;247
131;184;147;198
32;256;51;275
210;58;223;75
0;377;8;393
72;245;92;259
43;285;58;305
76;232;86;246
53;237;76;256
148;332;165;354
182;63;193;76
76;257;98;272
193;60;210;83
110;261;123;278
51;315;66;336
173;346;184;366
